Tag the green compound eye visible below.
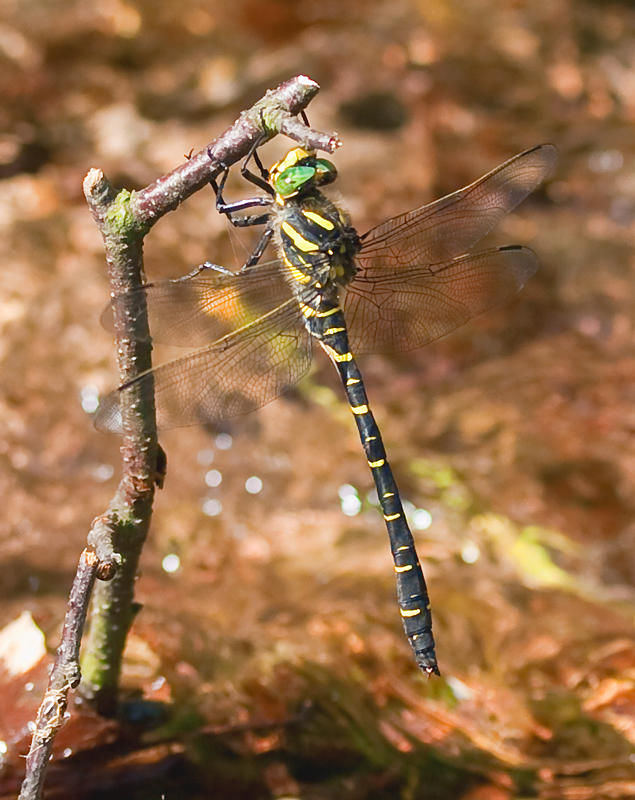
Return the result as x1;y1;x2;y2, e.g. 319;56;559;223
272;157;338;197
273;165;317;197
314;159;337;185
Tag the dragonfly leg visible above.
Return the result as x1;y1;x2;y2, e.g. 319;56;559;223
175;262;235;281
242;227;274;270
209;134;272;210
239;111;311;192
179;232;273;275
211;159;273;227
208;138;275;268
240;134;273;195
211;171;272;217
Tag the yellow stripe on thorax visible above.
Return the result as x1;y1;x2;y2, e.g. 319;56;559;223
281;221;319;253
302;210;335;230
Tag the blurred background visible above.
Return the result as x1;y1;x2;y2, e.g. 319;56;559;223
3;0;635;797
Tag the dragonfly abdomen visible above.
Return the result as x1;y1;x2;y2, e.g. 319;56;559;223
314;306;438;674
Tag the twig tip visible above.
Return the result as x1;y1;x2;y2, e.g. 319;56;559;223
83;168;117;210
83;168;104;193
297;75;319;88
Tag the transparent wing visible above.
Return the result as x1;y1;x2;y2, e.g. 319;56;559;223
101;261;293;348
344;144;556;353
358;144;557;267
344;246;539;354
96;280;313;432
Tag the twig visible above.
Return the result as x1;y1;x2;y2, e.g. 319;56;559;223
18;549;101;800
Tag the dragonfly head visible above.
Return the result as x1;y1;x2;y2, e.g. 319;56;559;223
269;147;337;199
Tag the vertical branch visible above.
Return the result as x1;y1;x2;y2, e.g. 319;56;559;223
78;168;158;715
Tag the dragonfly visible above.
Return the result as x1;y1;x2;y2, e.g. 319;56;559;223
96;141;557;675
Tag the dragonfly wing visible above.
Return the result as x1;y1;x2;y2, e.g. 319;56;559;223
358;144;557;268
101;261;293;348
95;298;312;432
345;246;539;354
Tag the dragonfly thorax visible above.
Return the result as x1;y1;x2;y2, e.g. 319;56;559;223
271;189;362;296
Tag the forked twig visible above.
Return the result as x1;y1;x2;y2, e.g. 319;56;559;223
18;74;336;800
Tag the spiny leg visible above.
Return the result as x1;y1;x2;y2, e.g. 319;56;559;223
210;165;272;224
239;137;272;195
207;140;274;270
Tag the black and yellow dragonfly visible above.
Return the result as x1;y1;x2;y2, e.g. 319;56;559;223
96;142;557;675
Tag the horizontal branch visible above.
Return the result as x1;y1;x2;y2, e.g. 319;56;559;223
132;75;341;227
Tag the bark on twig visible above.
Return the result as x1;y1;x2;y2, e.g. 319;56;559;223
18;549;100;800
18;74;335;799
